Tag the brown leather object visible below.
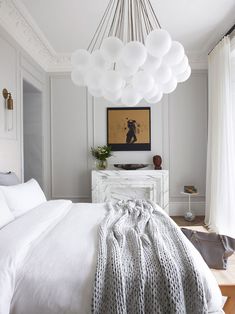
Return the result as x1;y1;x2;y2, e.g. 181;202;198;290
181;228;235;270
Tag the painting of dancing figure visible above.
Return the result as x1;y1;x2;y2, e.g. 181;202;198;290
107;107;151;151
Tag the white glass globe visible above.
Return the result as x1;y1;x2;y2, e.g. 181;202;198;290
162;77;177;94
89;88;103;98
171;55;189;76
71;49;91;70
125;75;133;84
100;36;124;63
116;60;138;78
145;29;172;58
163;41;185;66
122;41;147;68
91;50;108;70
144;84;160;99
85;69;103;90
71;69;86;86
103;89;122;103
154;64;172;84
145;91;163;104
177;65;191;82
121;86;142;106
133;71;155;94
102;70;124;92
142;54;162;73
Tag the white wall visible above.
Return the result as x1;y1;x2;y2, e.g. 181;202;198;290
0;25;48;195
168;72;207;214
0;32;19;176
50;76;89;201
50;70;208;215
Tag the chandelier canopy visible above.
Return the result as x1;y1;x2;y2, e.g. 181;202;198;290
71;0;191;106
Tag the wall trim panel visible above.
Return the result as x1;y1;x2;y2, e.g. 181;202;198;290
50;75;90;199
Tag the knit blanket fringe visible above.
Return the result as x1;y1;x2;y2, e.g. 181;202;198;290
92;200;208;314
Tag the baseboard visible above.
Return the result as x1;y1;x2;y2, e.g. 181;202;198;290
169;201;205;216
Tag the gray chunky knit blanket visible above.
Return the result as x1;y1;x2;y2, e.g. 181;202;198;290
92;200;208;314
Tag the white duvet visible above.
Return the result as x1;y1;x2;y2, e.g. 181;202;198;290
0;200;223;314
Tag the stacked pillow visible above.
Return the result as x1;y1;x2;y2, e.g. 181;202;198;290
0;171;20;186
0;179;47;228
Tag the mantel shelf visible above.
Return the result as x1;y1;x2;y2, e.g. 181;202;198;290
92;169;169;214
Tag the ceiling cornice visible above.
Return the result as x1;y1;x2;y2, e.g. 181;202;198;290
0;0;208;72
186;51;208;70
0;0;72;71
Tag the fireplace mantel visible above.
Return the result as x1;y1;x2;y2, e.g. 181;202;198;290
92;169;169;213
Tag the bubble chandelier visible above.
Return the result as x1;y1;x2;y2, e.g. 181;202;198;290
71;0;191;106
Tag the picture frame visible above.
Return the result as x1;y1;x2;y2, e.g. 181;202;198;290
107;107;151;151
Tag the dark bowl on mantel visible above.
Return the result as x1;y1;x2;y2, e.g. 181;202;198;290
114;164;148;170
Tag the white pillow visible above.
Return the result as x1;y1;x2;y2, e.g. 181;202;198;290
0;190;14;228
0;179;47;217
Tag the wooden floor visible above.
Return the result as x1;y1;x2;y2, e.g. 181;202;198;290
171;216;205;227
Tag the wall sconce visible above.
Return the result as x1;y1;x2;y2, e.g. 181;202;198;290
2;88;14;131
2;88;13;110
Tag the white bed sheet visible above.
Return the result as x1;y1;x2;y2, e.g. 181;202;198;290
0;200;223;314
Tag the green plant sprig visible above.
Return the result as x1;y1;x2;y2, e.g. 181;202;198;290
91;145;112;161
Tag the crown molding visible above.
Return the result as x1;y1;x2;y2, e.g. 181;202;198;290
47;53;72;73
187;51;208;70
0;0;208;72
0;0;68;71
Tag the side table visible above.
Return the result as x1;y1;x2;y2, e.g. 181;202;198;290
181;191;199;221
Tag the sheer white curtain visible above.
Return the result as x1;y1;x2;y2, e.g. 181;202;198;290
205;36;235;238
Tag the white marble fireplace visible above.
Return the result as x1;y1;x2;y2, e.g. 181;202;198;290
92;169;169;213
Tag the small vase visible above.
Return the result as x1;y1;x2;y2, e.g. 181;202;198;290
95;159;108;170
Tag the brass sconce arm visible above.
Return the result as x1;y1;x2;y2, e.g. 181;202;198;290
2;88;14;110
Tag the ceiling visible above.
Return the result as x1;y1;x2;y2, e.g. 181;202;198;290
21;0;235;55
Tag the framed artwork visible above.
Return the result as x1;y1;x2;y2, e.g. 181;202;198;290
107;107;151;151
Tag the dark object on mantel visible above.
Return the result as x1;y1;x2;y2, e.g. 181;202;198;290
153;155;162;170
114;164;148;170
181;228;235;270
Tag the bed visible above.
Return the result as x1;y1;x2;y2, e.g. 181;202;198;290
0;180;223;314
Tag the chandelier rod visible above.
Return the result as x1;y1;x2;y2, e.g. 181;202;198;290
114;0;123;38
99;2;117;48
141;0;155;33
118;0;125;40
87;0;114;51
146;0;161;29
130;0;134;41
127;0;131;41
139;0;151;36
136;0;144;43
87;0;162;52
134;0;140;42
109;0;121;37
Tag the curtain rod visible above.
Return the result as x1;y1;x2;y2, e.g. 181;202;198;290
208;23;235;55
225;24;235;37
